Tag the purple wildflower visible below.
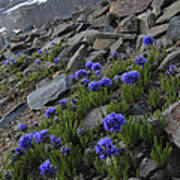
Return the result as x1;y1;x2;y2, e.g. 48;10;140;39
81;78;90;87
143;36;155;46
58;99;68;105
60;146;70;156
75;69;88;79
39;159;56;175
135;56;147;67
85;61;94;69
18;123;28;131
99;77;112;87
113;51;118;59
91;63;102;71
37;50;43;54
94;70;101;76
50;135;61;148
103;113;126;132
121;70;140;85
35;59;40;65
45;107;56;119
95;137;118;160
54;58;59;64
88;81;100;91
2;61;10;66
33;129;49;144
19;134;32;151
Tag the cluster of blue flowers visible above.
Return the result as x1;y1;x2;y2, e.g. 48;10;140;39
143;36;155;46
19;134;33;151
2;57;16;66
88;77;112;92
103;113;126;133
95;137;118;160
33;129;49;144
121;70;140;85
167;65;177;76
135;56;147;67
39;159;56;176
18;123;28;131
45;107;56;119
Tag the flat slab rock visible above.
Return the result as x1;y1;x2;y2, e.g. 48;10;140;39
84;105;107;129
109;0;152;18
27;74;68;110
0;102;27;127
164;101;180;148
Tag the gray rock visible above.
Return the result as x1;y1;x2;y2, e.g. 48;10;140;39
10;41;26;51
86;50;107;64
35;77;52;89
52;23;78;38
27;74;68;110
147;24;168;38
119;15;139;33
110;37;123;54
68;30;98;46
168;16;180;41
138;10;156;34
168;148;180;177
156;0;180;23
93;37;115;51
0;97;8;107
67;44;88;72
139;157;157;179
150;169;167;180
163;101;180;148
84;105;107;129
151;0;171;16
128;178;141;180
0;102;27;127
95;32;137;40
158;49;180;71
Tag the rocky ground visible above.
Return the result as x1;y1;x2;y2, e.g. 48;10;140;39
0;0;180;179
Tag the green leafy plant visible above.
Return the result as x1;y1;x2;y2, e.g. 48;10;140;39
150;137;172;168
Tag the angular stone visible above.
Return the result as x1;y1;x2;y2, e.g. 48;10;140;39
151;0;171;16
27;74;68;110
119;15;139;33
84;105;107;129
138;10;156;34
86;50;107;64
95;32;137;40
93;38;115;50
158;49;180;71
110;37;123;54
52;23;78;38
150;169;167;180
0;102;27;127
139;158;157;179
128;178;141;180
10;42;26;51
109;0;152;18
68;30;98;46
0;97;8;107
67;44;88;72
163;101;180;147
156;1;180;23
147;24;168;38
168;16;180;41
92;5;109;19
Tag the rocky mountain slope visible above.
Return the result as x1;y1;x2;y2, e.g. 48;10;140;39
0;0;180;179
